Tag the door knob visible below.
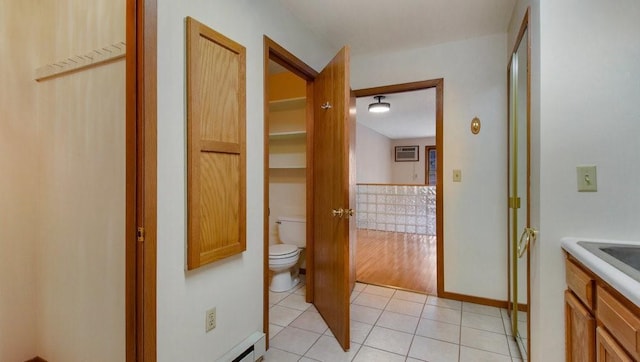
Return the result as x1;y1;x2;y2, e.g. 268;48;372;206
331;208;344;217
345;209;354;217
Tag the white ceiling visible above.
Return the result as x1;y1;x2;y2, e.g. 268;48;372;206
274;0;516;139
356;89;436;140
268;60;436;140
276;0;516;56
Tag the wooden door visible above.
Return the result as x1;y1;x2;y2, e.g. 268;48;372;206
565;290;596;362
313;46;353;351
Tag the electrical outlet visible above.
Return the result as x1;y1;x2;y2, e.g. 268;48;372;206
205;307;216;332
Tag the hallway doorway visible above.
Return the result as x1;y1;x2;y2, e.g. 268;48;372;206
353;80;444;296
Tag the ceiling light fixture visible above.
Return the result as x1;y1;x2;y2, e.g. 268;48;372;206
368;95;390;113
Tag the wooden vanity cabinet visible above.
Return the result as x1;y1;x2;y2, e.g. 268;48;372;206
596;327;633;362
565;258;596;362
597;286;639;361
565;255;640;362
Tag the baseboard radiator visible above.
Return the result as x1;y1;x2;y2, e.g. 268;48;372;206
216;331;266;362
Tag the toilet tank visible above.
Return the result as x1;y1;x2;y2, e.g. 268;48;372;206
277;216;306;247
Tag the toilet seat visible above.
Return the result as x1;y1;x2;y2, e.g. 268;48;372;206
269;244;299;259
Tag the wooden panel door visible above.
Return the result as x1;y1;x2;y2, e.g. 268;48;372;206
186;17;246;269
313;46;353;351
565;290;596;362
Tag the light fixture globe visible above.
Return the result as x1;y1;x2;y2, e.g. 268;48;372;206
368;95;390;113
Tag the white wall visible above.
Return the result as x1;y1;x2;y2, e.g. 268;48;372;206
156;1;333;360
524;1;640;361
269;169;306;244
35;1;126;360
0;1;43;360
356;123;393;184
352;34;508;300
390;137;435;185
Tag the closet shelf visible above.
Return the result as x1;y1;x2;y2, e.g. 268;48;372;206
269;97;306;112
269;131;306;139
269;166;307;170
269;153;306;169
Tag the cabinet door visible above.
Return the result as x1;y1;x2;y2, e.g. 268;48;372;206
565;290;596;362
596;327;633;362
186;17;247;269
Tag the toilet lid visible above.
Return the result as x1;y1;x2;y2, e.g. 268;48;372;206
269;244;298;257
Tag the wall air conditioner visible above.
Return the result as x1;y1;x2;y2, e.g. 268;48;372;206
394;145;419;162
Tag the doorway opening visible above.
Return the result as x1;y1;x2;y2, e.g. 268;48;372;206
264;38;354;352
353;80;444;296
265;59;310;319
263;37;319;347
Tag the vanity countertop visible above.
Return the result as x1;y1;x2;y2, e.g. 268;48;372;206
562;237;640;307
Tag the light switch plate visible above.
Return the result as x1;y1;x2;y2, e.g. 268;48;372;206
453;169;462;182
577;165;597;192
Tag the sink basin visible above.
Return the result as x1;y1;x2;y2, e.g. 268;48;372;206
600;246;640;270
578;241;640;283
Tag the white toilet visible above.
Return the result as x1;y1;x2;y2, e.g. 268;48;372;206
269;216;306;292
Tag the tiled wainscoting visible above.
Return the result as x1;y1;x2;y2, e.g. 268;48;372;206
356;184;436;235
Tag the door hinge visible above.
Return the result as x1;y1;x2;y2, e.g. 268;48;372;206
137;227;145;242
508;197;521;209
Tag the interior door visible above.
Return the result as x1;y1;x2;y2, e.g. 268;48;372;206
313;46;353;351
507;10;533;359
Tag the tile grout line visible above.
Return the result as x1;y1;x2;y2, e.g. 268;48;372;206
457;305;463;362
357;288;395;355
500;306;522;360
294;283;324;360
350;284;385;360
405;294;425;361
269;283;518;361
460;303;517;359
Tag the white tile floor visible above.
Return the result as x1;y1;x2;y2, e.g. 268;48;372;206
265;279;526;362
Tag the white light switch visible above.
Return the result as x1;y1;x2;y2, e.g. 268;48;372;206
453;169;462;182
577;165;597;192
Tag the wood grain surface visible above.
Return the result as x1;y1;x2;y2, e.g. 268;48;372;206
356;229;436;295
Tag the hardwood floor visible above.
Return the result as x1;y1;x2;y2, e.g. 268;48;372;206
355;229;436;295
